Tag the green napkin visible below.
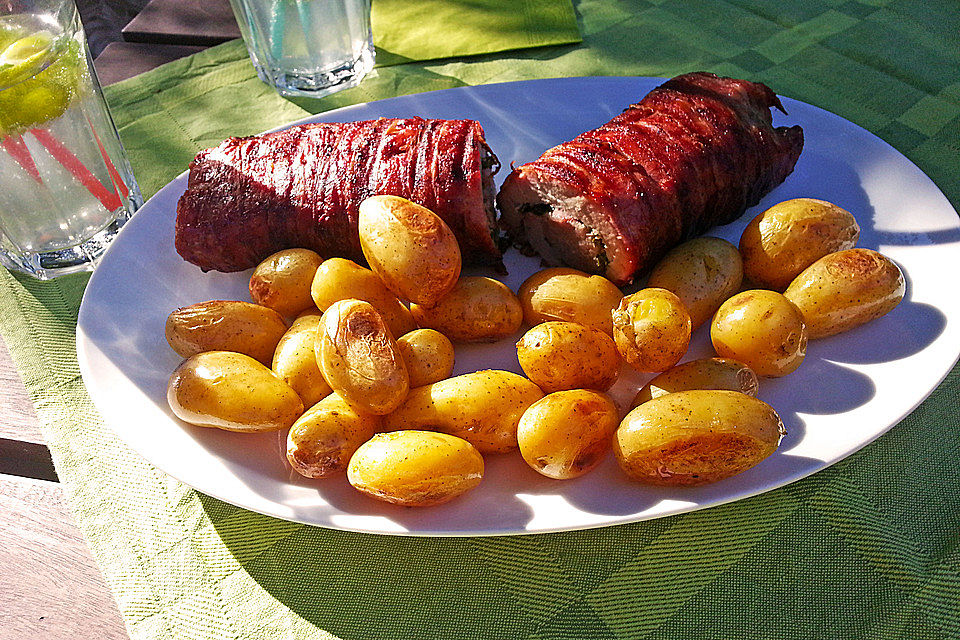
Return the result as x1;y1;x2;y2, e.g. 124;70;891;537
371;0;582;66
3;1;960;639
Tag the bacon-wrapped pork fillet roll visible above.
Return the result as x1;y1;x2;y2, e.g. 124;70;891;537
497;72;804;285
175;117;501;273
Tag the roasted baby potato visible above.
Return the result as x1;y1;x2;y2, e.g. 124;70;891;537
165;300;288;366
410;276;523;343
249;248;324;317
711;290;807;377
614;390;785;485
784;248;905;338
310;257;416;338
316;299;409;415
517;389;620;479
612;288;691;372
631;357;759;407
382;370;544;453
516;321;620;392
167;351;303;432
517;267;623;335
286;392;381;478
347;430;484;507
271;311;331;408
358;195;461;307
646;237;743;329
740;198;860;291
397;328;455;388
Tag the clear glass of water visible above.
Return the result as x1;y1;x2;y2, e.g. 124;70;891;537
228;0;374;98
0;0;142;279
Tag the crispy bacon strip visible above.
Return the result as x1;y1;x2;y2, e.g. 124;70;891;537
175;117;501;273
497;72;804;285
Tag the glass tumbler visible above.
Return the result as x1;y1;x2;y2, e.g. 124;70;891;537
0;0;142;279
228;0;374;98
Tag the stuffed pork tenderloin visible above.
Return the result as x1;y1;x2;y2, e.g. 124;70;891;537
175;117;502;273
497;72;804;286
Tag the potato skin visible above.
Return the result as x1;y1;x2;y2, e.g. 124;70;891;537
382;370;544;453
358;195;461;307
614;390;785;485
167;351;303;432
271;312;331;409
286;392;381;478
784;248;905;339
249;248;324;317
612;288;691;373
316;299;409;415
165;300;288;366
646;237;743;329
711;290;807;377
397;329;455;388
347;431;484;507
632;357;758;407
740;198;860;291
516;321;620;393
518;267;623;335
410;276;523;343
517;390;620;479
310;257;416;338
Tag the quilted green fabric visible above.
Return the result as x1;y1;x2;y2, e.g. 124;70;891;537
2;1;959;638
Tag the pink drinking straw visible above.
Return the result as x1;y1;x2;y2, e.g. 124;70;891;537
29;127;122;211
1;135;42;182
86;114;130;200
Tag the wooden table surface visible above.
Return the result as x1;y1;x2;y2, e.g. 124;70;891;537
94;0;239;85
3;1;244;637
0;341;128;639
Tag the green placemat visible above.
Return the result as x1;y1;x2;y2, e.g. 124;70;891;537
3;1;960;638
372;0;582;66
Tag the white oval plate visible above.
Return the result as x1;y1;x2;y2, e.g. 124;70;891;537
77;77;960;536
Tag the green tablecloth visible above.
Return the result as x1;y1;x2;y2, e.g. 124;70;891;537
3;1;960;638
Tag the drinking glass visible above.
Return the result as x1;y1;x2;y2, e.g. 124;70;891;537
228;0;374;98
0;0;142;279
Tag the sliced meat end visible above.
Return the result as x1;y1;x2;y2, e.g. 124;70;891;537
498;167;638;285
480;144;501;238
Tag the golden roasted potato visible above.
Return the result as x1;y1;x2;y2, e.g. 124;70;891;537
382;370;544;454
612;288;691;372
310;257;416;338
646;237;743;329
517;389;620;479
711;290;807;377
614;390;785;485
286;392;381;478
347;431;484;507
516;321;620;392
165;300;288;366
167;351;303;432
784;248;905;339
397;329;455;388
517;267;623;335
740;198;860;291
631;357;758;407
271;312;331;408
410;276;523;343
249;248;324;317
358;195;461;307
316;299;409;415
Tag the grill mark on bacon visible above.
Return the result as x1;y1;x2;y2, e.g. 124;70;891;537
175;118;502;273
641;104;733;234
497;72;804;285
